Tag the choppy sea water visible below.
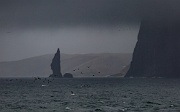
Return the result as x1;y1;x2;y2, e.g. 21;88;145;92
0;78;180;112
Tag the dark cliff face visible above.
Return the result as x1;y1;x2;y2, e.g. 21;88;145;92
49;48;62;78
126;19;180;78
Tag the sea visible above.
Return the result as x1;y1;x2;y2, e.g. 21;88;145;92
0;77;180;112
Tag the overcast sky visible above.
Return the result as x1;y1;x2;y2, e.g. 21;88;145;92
0;0;179;61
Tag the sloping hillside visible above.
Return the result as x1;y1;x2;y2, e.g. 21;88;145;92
109;65;130;77
0;53;132;77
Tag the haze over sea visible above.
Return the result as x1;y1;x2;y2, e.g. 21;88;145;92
0;77;180;112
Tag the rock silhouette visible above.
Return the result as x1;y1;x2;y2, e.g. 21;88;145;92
126;19;180;78
63;73;73;78
49;48;62;78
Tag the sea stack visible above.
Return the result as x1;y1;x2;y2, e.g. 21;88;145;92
49;48;62;78
126;1;180;78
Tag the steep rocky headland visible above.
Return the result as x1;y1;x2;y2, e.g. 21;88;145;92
126;19;180;78
125;0;180;78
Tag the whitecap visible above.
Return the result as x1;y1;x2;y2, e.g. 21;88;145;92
65;107;71;110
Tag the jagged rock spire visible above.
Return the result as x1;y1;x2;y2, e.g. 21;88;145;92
49;48;62;78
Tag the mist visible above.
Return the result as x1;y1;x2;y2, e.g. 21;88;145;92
1;0;179;61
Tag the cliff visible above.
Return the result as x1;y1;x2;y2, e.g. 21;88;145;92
126;19;180;78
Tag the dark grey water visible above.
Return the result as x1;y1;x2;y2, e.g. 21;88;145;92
0;78;180;112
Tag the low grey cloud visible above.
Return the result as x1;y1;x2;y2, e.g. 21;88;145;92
0;0;180;29
0;0;179;61
0;0;140;28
